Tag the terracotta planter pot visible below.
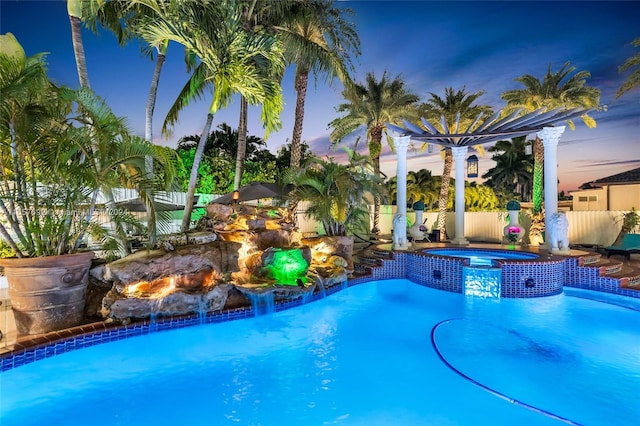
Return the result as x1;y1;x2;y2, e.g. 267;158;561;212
0;252;94;335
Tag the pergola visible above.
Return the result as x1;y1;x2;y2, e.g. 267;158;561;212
386;107;587;253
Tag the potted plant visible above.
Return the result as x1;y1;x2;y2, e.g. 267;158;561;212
0;34;176;334
504;200;525;244
611;207;640;246
409;200;427;241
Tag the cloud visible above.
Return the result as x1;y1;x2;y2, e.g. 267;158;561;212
574;159;640;168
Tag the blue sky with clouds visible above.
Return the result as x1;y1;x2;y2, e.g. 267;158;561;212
2;0;639;192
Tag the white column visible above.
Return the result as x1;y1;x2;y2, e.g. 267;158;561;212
451;146;469;245
537;126;565;252
392;136;411;250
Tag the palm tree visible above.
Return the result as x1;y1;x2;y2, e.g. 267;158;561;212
229;0;360;191
135;3;170;168
0;33;54;253
73;0;194;234
230;0;296;191
419;87;493;239
110;0;178;175
67;0;103;89
290;148;386;236
275;139;314;172
617;37;640;99
278;0;360;169
406;169;438;209
176;122;276;193
330;71;419;234
464;182;500;212
60;87;178;250
82;0;172;178
178;123;269;161
138;0;284;232
234;97;249;191
502;62;600;217
1;34;177;254
483;136;533;201
67;0;143;216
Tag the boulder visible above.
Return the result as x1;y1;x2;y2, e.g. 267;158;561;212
95;241;241;285
159;232;217;250
257;230;295;250
205;203;234;221
100;283;231;320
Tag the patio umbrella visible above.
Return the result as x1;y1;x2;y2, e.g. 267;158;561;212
115;195;200;212
212;182;293;204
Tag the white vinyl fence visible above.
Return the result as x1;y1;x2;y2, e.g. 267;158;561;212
296;205;634;247
7;188;630;247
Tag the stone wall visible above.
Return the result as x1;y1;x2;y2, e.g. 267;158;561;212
89;204;352;322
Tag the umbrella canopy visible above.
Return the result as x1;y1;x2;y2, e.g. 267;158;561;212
115;195;200;212
212;182;293;204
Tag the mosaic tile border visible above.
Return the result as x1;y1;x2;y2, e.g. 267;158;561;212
1;248;638;371
563;257;640;298
1;307;251;371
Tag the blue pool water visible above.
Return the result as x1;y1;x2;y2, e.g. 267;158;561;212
2;280;639;425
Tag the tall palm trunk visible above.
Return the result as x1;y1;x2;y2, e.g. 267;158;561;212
5;121;27;247
290;66;310;169
233;96;248;190
437;148;453;239
68;2;104;248
68;10;90;89
527;136;545;244
370;153;381;233
181;113;214;232
369;127;383;235
532;136;544;214
144;50;166;177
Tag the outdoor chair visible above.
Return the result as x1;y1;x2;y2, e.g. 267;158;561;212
604;233;640;259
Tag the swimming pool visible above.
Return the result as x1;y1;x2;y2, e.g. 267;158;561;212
2;279;638;425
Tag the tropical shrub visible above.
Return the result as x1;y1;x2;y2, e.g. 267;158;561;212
289;149;386;236
0;34;177;257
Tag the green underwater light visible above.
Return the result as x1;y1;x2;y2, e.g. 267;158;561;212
268;249;308;286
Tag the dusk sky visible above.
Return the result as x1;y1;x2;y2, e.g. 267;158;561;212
2;0;639;193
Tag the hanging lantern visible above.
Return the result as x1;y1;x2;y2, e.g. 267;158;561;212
467;155;479;178
525;143;532;156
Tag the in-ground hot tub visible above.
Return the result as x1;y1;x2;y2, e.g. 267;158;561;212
409;248;562;298
423;248;539;266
